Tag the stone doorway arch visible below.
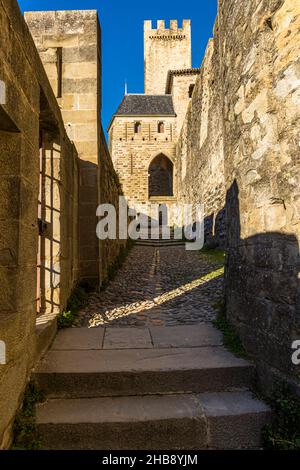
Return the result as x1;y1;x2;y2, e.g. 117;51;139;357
148;153;174;198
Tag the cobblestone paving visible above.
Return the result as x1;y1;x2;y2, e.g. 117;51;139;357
77;245;224;328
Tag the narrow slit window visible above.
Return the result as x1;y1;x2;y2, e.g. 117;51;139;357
189;84;195;98
158;121;165;133
134;121;141;134
57;47;63;98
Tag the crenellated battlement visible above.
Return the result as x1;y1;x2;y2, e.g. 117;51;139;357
144;19;191;33
144;19;192;94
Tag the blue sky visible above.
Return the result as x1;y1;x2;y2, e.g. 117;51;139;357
18;0;217;134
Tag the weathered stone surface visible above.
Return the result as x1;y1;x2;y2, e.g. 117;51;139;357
36;394;207;450
0;1;81;449
52;327;104;350
35;391;270;449
200;391;272;449
103;327;152;349
0;3;123;449
151;324;222;348
219;0;300;392
34;346;254;397
176;0;300;392
176;38;226;248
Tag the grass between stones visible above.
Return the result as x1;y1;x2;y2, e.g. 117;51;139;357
213;306;248;360
262;383;300;450
12;383;44;450
201;247;247;359
200;246;226;265
57;284;88;329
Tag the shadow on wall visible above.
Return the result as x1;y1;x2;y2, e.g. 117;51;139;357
225;180;300;393
204;208;226;249
37;133;60;316
37;89;79;319
78;159;100;287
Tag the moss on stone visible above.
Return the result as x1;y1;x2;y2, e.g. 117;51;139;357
12;383;44;450
57;284;88;329
262;383;300;450
213;304;248;359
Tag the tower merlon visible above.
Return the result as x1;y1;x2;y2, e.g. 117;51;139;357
182;19;191;30
144;20;152;30
157;20;165;30
170;20;178;30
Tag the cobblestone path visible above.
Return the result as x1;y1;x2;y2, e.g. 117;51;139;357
77;245;224;328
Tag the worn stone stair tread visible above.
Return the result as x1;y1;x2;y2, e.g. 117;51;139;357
36;346;252;374
200;391;272;449
36;391;271;450
34;346;254;398
136;240;185;244
37;393;202;424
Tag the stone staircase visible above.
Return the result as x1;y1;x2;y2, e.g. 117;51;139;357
136;226;186;247
33;325;271;450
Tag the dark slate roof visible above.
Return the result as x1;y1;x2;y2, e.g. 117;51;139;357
115;94;175;116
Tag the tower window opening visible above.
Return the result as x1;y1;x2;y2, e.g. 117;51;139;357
158;121;165;133
134;121;141;133
56;47;63;98
189;84;195;98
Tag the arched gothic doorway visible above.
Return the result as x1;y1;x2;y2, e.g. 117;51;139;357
148;154;173;198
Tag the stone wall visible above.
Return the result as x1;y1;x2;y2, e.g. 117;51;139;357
176;38;226;247
0;0;80;448
220;0;300;393
144;20;192;95
25;10;102;288
99;126;127;283
177;0;300;391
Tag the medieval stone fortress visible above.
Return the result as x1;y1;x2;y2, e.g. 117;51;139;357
0;0;299;451
109;19;200;215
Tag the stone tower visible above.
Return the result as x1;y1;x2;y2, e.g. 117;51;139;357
144;20;192;95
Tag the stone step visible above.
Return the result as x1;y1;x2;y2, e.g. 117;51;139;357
36;391;271;450
136;240;186;246
34;346;254;398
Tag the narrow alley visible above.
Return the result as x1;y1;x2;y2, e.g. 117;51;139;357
78;245;224;327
